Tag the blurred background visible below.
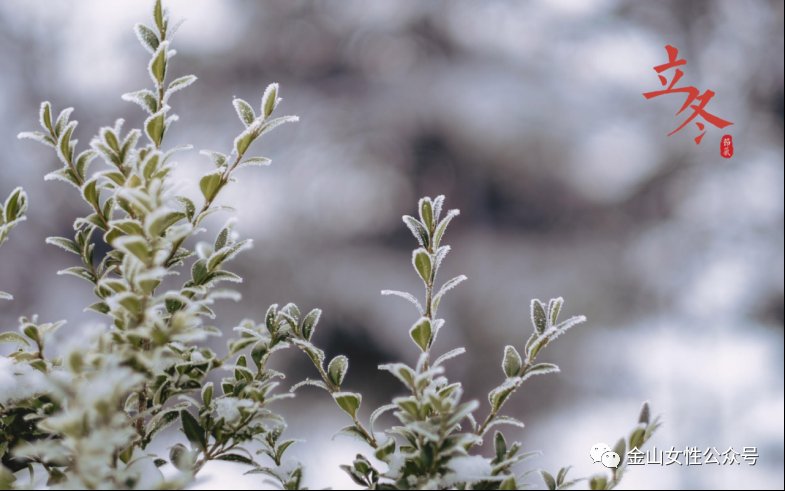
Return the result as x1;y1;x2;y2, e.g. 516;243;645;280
0;0;782;489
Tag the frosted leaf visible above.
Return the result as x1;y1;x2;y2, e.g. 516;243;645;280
432;195;445;222
134;23;159;54
381;289;423;315
258;115;299;138
166;75;197;97
205;289;242;302
554;315;587;333
289;378;329;393
548;296;564;325
434;275;467;304
39;101;53;132
369;403;397;431
234;119;263;155
237;156;272;169
122;89;158;114
261;82;280;118
521;362;560;381
54;107;75;134
16;131;54;147
482;415;526;434
148;41;169;85
433;245;451;271
433;347;466;367
378;362;416;389
233;98;256;127
432;209;459;248
402;215;428;247
200;149;227;168
530;299;547;334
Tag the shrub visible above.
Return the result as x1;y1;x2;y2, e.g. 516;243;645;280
1;1;659;489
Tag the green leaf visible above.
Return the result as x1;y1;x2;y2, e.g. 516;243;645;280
522;362;560;380
57;266;96;283
557;466;572;486
147;210;185;236
412;248;432;284
409;317;432;352
191;259;209;284
146;409;181;443
114;236;151;263
629;426;646;451
638;401;650;425
3;187;27;223
75;149;97;179
153;0;165;33
482;415;525;434
57;121;76;162
200;171;223;203
16;131;54;148
134;23;159;53
86;301;110;314
167;75;197;95
21;323;41;345
432;209;459;248
613;437;626;467
45;237;80;255
531;299;548;334
502;345;522;377
237;156;271;169
300;308;321;340
548;297;563;325
122;89;158;114
176;196;196;220
419;197;434;231
378;362;416;390
275;440;298;462
202;382;214;407
541;470;557;490
293;339;325;369
374;437;396;461
54;106;74;136
261;82;279;118
234;122;260;155
402;215;429;248
145;110;166;146
0;332;30;347
216;453;254;465
589;474;607;490
81;178;100;209
488;379;518;412
40;101;53;133
500;477;517;490
149;41;168;85
333;392;362;419
327;355;349;387
233;98;256;126
494;431;507;461
180;410;206;451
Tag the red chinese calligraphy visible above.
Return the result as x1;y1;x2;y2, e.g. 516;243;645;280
643;45;733;145
721;134;734;158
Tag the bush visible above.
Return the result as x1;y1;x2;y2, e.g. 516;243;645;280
1;1;659;489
